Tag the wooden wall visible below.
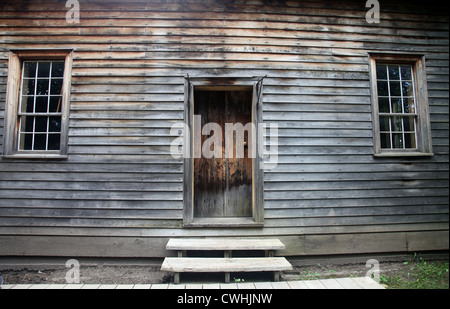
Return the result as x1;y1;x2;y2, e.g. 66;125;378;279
0;0;448;257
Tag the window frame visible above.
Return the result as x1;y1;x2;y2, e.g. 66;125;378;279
369;53;433;157
3;50;73;159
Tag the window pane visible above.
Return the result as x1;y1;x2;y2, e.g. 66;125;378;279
402;81;414;97
51;62;65;78
36;79;50;95
48;134;61;150
23;62;37;78
377;81;389;96
388;65;400;80
392;117;403;132
380;133;391;149
22;79;35;95
376;65;388;79
20;134;33;150
403;116;415;132
20;116;34;133
378;97;390;113
391;98;402;113
392;133;404;149
379;116;390;132
35;116;48;132
405;133;416;149
37;62;51;78
51;79;63;95
389;81;401;96
403;98;415;113
21;96;34;113
400;65;412;80
49;116;61;132
35;96;48;113
49;96;62;113
33;134;47;150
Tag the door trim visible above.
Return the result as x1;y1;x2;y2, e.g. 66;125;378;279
183;77;265;228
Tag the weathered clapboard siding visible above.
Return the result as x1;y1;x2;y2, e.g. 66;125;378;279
0;0;448;257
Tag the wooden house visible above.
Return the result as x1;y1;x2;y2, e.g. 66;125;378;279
0;0;448;259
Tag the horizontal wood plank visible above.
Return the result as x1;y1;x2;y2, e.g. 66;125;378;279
161;257;293;273
166;238;285;251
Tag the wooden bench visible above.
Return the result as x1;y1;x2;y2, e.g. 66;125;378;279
161;238;293;284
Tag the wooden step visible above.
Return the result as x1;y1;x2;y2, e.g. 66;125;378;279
162;238;292;284
162;257;292;273
166;238;286;251
161;257;293;283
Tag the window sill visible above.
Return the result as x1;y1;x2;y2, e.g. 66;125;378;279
374;152;434;158
2;154;68;160
184;217;264;228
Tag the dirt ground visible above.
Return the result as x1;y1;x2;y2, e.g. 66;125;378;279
0;260;430;285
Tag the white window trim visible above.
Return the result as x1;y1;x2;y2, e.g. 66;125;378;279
3;50;73;159
369;53;434;157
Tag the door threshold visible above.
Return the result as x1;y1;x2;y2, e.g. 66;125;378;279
184;217;263;228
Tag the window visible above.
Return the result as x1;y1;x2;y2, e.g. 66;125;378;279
3;50;72;158
376;63;417;150
369;54;433;157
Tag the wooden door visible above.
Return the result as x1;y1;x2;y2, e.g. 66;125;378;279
193;89;252;218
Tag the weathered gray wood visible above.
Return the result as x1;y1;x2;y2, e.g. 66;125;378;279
161;257;293;273
166;238;285;251
350;277;385;289
0;0;448;259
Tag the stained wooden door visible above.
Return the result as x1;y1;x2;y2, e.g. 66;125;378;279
194;89;252;218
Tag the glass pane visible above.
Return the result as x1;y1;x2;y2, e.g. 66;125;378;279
379;116;390;132
400;65;412;80
50;79;63;95
378;97;390;113
402;81;414;97
392;117;403;132
392;133;404;149
405;133;416;149
22;79;35;95
48;134;61;150
49;116;61;132
377;81;389;96
20;116;34;133
19;133;33;150
389;81;401;96
376;65;388;80
380;133;391;149
403;116;415;132
36;79;50;95
33;134;47;150
388;65;400;80
23;62;37;78
35;96;48;113
403;98;415;113
391;98;402;113
49;96;62;113
37;62;51;78
35;116;48;132
21;96;34;113
51;62;65;78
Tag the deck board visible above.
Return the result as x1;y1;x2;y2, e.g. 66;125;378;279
0;278;385;289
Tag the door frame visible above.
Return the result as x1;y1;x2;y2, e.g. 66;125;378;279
183;77;264;228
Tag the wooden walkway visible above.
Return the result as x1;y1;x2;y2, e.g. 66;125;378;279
1;277;384;289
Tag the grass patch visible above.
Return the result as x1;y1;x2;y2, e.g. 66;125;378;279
380;255;449;289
